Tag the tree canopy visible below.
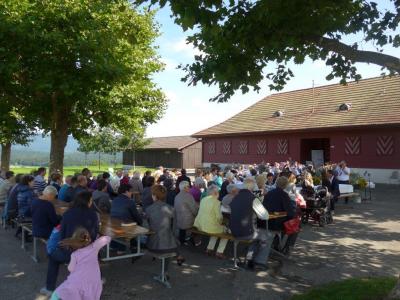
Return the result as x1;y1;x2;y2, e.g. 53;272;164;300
140;0;400;102
0;0;166;173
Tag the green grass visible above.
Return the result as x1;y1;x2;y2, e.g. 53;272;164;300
292;277;397;300
11;165;154;176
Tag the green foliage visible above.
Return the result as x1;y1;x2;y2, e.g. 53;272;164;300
292;276;397;300
0;0;166;170
140;0;400;102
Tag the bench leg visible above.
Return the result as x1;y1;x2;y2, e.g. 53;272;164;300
21;226;25;250
233;240;239;268
153;258;171;288
31;237;39;263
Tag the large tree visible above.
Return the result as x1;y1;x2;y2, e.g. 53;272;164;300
0;105;32;172
0;0;165;174
141;0;400;101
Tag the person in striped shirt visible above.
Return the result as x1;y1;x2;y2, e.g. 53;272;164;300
33;167;47;195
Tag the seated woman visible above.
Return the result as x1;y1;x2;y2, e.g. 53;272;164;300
194;185;228;259
17;175;35;220
145;185;184;267
221;184;239;214
31;186;61;239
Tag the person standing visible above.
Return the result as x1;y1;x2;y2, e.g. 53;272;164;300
336;160;351;204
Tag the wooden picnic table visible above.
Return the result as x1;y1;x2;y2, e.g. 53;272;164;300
51;199;151;262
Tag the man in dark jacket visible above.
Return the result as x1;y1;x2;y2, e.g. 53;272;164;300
322;170;339;212
92;179;111;213
230;178;272;270
263;176;296;231
111;184;142;225
31;186;60;239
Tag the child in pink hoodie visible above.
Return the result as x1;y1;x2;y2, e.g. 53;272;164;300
51;227;111;300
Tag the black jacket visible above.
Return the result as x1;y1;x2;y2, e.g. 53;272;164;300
229;189;256;238
111;194;143;225
263;188;296;231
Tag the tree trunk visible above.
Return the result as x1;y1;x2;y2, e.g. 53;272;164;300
98;152;101;170
49;93;69;175
1;142;11;172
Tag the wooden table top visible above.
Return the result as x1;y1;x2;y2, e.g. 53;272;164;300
268;212;288;219
52;200;150;239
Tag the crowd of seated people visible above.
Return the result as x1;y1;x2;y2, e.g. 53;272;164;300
0;160;351;298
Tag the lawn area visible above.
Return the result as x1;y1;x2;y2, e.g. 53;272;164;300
292;277;397;300
11;165;154;177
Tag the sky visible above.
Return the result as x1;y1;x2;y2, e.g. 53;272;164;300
146;1;399;138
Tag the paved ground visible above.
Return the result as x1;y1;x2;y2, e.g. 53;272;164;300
1;184;399;300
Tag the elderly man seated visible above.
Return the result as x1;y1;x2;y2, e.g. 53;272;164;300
263;176;296;231
31;186;61;239
229;177;272;271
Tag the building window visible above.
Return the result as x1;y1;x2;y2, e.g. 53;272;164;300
238;140;248;155
344;136;361;155
256;140;267;155
222;141;231;155
376;136;394;156
207;141;216;155
277;139;288;155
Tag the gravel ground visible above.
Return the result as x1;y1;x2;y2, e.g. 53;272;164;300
0;184;399;300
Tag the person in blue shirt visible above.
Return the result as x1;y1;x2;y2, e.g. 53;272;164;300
58;175;72;201
31;186;61;239
17;175;35;219
111;183;142;225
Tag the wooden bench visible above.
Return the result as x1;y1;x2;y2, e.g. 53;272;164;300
337;192;359;199
191;212;288;268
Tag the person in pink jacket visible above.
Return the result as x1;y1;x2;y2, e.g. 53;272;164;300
51;227;111;300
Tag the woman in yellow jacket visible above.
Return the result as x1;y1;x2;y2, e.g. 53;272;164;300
194;185;228;259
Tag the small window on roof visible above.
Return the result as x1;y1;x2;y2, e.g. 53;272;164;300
338;103;352;111
273;110;284;117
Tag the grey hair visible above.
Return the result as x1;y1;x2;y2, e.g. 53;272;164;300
243;177;256;191
226;183;238;194
132;171;141;179
194;177;205;188
225;172;234;180
179;180;190;191
207;184;219;196
43;185;58;196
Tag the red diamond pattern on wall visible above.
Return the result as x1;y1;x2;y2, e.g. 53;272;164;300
208;141;215;154
277;139;288;155
376;136;394;156
344;136;361;155
238;140;248;155
256;140;267;155
222;141;231;155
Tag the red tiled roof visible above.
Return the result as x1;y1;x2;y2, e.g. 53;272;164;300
193;76;400;137
144;136;200;150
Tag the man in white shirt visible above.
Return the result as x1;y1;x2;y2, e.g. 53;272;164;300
336;161;351;203
336;160;351;182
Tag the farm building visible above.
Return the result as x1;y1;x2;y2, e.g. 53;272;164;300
123;136;202;169
193;76;400;183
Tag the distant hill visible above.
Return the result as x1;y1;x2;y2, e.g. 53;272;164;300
11;135;122;166
13;135;80;153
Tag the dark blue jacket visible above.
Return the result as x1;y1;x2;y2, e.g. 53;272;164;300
31;198;60;239
6;184;22;218
263;188;296;231
63;185;87;203
17;185;34;218
111;194;143;225
61;207;99;242
229;189;256;238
